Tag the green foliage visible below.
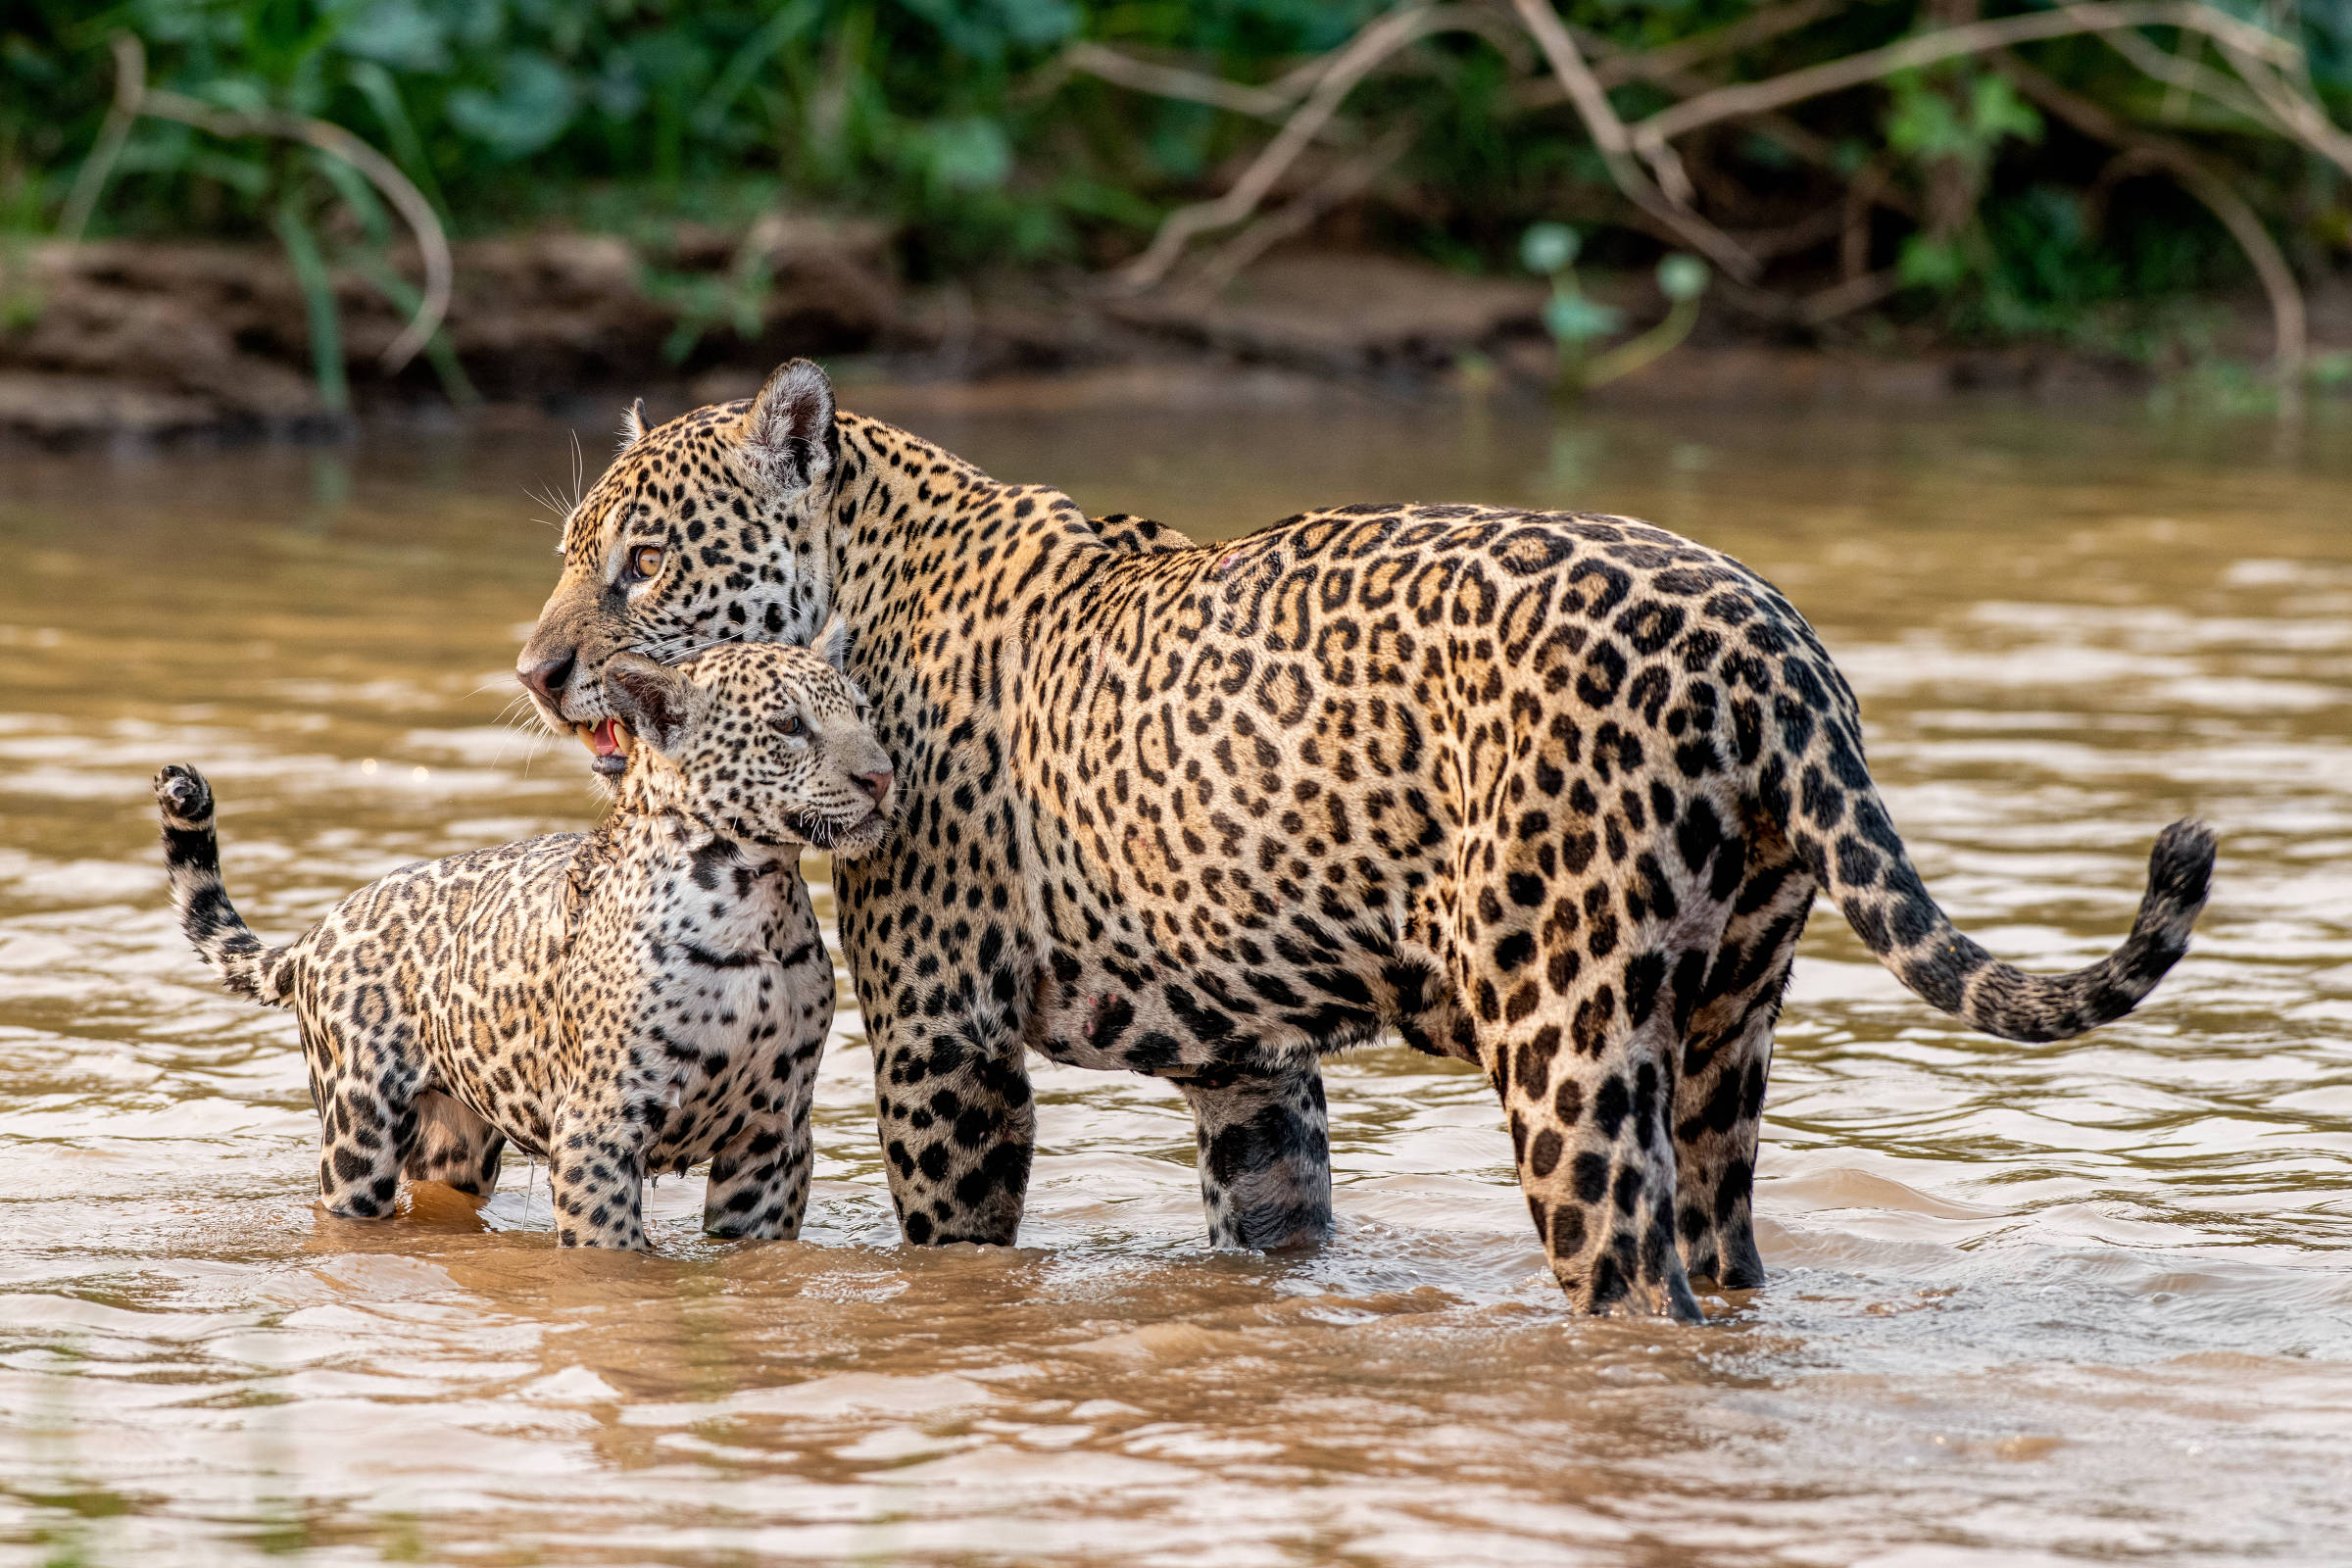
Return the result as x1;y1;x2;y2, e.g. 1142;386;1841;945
0;0;2344;362
1544;291;1622;343
1886;69;2042;172
1655;251;1707;303
1524;218;1709;394
1521;220;1579;275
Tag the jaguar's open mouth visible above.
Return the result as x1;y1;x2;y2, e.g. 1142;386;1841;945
579;716;634;777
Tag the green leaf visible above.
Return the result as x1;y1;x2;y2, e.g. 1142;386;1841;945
271;198;348;414
447;53;578;160
925;117;1012;192
1544;292;1621;344
1886;77;1970;162
1970;74;2042;145
1521;221;1579;275
1897;235;1969;292
1656;253;1708;302
338;0;452;74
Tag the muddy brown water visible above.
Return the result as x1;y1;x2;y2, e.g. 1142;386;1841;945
3;395;2350;1565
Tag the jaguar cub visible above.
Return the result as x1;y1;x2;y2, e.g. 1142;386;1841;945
155;630;896;1249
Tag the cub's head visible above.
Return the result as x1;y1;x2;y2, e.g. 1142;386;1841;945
600;620;895;858
517;359;838;772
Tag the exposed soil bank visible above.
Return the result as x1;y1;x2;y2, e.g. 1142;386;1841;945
1;231;2328;445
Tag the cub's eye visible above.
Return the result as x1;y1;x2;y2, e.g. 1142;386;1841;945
624;544;663;582
773;712;803;738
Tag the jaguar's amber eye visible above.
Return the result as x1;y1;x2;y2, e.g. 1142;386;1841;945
774;712;803;738
625;544;663;581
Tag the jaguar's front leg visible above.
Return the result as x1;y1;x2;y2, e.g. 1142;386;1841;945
1176;1058;1332;1250
837;808;1037;1247
869;1006;1035;1245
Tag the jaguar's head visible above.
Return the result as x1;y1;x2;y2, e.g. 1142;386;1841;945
600;623;895;858
516;360;839;774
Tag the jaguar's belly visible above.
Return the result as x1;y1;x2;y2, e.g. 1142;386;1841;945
1027;919;1466;1076
415;966;566;1154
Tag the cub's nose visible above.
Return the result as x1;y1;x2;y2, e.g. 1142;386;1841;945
518;652;575;710
854;768;894;806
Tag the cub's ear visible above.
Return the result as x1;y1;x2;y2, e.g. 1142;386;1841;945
808;611;852;673
741;359;835;495
603;654;701;759
616;397;648;453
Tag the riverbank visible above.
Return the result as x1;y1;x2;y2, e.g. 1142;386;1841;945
2;230;2333;446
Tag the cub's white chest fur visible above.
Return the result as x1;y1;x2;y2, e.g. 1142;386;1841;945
631;839;809;1106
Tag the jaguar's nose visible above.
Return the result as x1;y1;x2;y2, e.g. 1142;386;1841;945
854;768;894;806
518;653;575;710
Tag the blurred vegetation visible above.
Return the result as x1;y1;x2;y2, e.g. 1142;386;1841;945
1;0;2348;368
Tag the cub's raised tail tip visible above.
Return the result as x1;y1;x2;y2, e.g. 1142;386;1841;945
154;764;214;827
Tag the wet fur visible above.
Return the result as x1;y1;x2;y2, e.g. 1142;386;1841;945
515;362;2216;1314
156;643;895;1248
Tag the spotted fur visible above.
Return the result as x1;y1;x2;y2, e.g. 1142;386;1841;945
156;637;896;1248
516;360;2216;1315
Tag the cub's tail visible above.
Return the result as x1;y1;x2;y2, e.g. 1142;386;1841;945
154;764;295;1007
1783;764;2215;1043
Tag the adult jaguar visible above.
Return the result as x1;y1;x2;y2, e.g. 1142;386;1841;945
160;634;896;1248
517;360;2215;1318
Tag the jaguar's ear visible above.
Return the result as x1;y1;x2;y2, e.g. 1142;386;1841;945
741;359;836;496
808;611;851;673
616;397;647;453
603;654;701;759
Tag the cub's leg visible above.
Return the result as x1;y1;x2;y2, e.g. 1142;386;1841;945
704;1025;824;1243
402;1089;506;1199
546;1098;649;1250
1672;845;1812;1291
707;894;832;1241
1175;1060;1332;1250
703;1121;814;1241
302;1021;416;1221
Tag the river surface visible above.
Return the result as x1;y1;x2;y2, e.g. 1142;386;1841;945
3;390;2350;1566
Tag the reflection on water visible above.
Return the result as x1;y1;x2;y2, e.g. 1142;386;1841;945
3;399;2350;1564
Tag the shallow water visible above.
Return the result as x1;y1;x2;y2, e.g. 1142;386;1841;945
3;395;2350;1566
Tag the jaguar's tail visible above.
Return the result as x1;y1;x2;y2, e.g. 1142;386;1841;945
1775;759;2215;1044
154;764;295;1007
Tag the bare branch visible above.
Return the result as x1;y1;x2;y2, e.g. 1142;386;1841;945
1063;6;1528;123
2211;40;2352;181
1591;0;1847;88
59;33;453;372
2098;25;2275;124
1630;3;2304;154
139;91;453;369
1557;20;1922;220
57;34;146;244
1187;125;1417;297
1738;203;1850;263
1117;5;1496;292
1800;268;1905;323
1840;160;1902;278
1062;41;1300;122
1510;0;1761;279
